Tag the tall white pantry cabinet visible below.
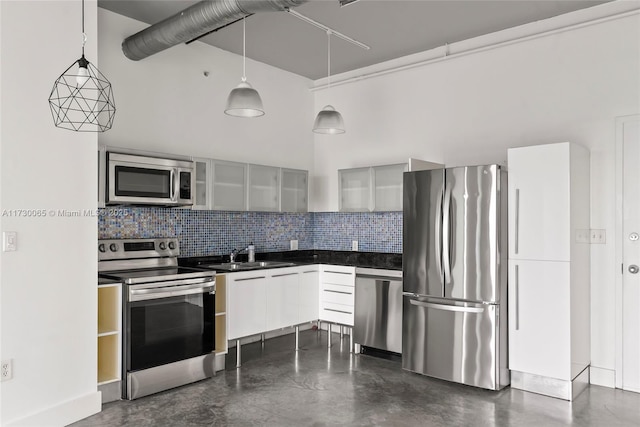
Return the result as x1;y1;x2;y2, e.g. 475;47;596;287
507;142;590;401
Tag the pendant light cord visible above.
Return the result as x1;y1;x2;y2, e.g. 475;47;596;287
81;0;86;57
242;16;246;81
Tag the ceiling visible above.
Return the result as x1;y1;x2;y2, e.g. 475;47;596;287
98;0;611;80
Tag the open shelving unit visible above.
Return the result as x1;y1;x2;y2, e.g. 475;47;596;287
215;275;228;354
97;284;121;386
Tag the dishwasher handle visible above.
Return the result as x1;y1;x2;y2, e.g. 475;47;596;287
356;274;403;282
355;268;402;280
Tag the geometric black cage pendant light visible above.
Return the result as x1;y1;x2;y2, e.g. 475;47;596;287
48;0;116;132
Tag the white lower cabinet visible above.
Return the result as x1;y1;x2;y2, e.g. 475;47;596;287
298;266;319;323
319;265;355;326
266;270;299;331
228;271;268;340
508;260;571;380
227;266;321;341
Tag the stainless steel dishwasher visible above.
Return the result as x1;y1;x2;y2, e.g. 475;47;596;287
354;268;403;354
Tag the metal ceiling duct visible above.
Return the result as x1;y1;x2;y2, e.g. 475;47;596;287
122;0;309;61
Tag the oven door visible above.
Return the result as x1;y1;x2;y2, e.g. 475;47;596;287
107;152;193;206
125;279;215;372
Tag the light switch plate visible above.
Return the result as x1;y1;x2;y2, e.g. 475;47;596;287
575;229;590;244
3;232;17;252
290;240;298;251
591;229;606;244
352;240;358;251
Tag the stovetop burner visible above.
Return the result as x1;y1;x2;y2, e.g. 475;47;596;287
98;238;216;284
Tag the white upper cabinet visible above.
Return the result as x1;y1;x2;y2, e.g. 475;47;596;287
508;143;572;261
281;168;308;213
193;158;212;210
372;164;408;211
190;157;309;212
212;160;247;211
339;167;372;212
248;164;280;212
339;163;408;212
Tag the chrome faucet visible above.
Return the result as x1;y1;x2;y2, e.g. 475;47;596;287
230;246;248;263
230;243;255;263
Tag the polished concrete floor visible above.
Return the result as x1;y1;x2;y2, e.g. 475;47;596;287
73;330;640;426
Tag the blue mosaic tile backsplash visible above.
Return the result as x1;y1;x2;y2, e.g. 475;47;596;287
98;208;402;257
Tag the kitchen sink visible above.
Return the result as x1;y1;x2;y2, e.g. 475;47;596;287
201;261;296;272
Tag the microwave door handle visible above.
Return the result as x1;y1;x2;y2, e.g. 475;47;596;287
170;169;177;202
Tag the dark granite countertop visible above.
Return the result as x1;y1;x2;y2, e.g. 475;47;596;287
179;250;402;271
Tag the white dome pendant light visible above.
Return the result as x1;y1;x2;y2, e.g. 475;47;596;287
313;30;345;134
225;17;264;118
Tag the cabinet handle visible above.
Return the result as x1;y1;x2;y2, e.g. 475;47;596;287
515;188;520;255
302;270;316;274
325;308;352;315
515;265;520;331
235;276;266;282
324;289;352;295
324;271;352;275
271;272;297;278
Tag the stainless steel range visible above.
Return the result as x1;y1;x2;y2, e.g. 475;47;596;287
98;238;216;400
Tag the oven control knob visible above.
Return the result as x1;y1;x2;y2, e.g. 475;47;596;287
168;241;176;250
98;243;106;253
109;243;119;252
159;242;167;250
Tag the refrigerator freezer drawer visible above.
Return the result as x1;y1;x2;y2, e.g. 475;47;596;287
402;295;503;390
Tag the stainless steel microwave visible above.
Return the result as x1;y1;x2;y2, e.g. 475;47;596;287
106;152;194;206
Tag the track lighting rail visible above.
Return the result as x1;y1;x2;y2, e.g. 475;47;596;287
285;9;370;50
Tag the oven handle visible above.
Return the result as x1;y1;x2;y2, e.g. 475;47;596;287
129;280;215;302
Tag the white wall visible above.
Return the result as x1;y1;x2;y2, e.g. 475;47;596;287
0;1;100;425
312;9;640;384
98;9;315;171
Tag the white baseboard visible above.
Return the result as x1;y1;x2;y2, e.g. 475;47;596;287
590;366;616;388
6;391;101;427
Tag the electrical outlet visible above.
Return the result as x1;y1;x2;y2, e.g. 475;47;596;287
1;359;13;381
591;229;606;244
290;239;298;251
352;240;358;251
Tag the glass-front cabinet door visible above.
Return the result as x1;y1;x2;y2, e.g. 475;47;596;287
372;163;408;211
193;158;211;210
212;160;247;211
281;168;308;212
248;164;280;211
339;167;371;212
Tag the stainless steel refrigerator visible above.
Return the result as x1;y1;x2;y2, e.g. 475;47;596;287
402;165;509;390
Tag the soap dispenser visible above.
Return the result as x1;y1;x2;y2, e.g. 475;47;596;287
248;242;255;262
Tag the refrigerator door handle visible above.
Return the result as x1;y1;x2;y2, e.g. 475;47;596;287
442;183;452;284
409;299;485;314
435;186;444;279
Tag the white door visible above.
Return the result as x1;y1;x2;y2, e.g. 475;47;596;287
622;116;640;393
